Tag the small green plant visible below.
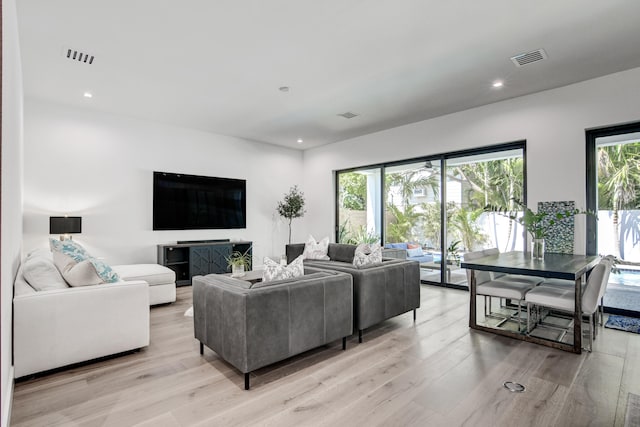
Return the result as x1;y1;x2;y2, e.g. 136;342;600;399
277;186;306;244
347;226;380;245
226;248;252;271
447;240;461;265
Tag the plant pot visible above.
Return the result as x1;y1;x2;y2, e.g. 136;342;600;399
531;238;545;260
231;264;245;278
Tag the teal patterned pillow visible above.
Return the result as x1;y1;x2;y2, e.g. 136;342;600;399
49;238;120;284
87;257;120;283
49;238;90;261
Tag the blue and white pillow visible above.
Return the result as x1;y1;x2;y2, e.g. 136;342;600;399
50;238;120;285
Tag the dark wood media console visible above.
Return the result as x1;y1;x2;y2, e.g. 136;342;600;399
157;240;252;286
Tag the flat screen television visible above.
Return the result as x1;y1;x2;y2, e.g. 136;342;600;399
153;171;246;230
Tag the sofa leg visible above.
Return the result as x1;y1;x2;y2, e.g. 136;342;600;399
245;373;250;390
413;309;417;322
342;337;347;350
358;330;363;343
199;342;204;355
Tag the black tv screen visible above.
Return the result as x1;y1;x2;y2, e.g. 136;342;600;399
153;171;246;230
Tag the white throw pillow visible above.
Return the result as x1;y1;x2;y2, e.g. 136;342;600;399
52;249;120;286
406;247;423;258
302;235;330;260
22;256;69;291
262;255;304;283
353;243;383;268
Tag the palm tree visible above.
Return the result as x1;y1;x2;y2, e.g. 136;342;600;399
597;142;640;257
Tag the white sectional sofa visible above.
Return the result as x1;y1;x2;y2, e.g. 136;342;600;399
12;244;175;378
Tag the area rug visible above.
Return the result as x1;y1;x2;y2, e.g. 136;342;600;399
625;393;640;427
605;315;640;334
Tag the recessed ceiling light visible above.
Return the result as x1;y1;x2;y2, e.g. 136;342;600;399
83;91;93;98
297;138;303;144
492;81;504;88
279;86;290;92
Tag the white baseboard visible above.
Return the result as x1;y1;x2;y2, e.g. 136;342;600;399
2;367;14;427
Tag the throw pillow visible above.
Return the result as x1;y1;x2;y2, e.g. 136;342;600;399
51;239;120;286
353;243;382;268
407;243;421;249
406;247;424;258
302;235;330;260
262;255;304;283
49;238;91;260
22;255;69;291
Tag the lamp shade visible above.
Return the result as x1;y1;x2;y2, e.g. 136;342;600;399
50;216;82;234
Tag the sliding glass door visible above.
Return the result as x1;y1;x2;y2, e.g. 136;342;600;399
336;142;526;288
587;124;640;316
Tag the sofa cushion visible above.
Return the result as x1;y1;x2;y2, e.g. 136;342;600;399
388;242;408;250
353;243;382;268
327;244;357;263
52;251;119;286
302;235;330;260
262;255;304;282
22;255;68;291
406;247;423;258
112;264;175;286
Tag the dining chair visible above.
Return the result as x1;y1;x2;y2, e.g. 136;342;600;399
524;260;611;351
465;248;541;332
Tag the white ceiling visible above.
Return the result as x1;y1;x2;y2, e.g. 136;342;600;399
16;0;640;150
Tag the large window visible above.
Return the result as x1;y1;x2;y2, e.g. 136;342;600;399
336;142;526;287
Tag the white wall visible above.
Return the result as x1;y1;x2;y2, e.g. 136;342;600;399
2;0;24;423
23;100;304;266
302;67;640;254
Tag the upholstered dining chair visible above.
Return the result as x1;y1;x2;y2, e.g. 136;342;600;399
525;260;611;351
465;248;542;332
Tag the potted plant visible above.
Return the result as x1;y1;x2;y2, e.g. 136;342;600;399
485;199;593;259
277;185;306;244
226;248;252;277
446;240;461;265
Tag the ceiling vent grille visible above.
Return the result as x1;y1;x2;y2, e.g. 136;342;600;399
337;112;359;119
510;49;547;67
63;47;95;65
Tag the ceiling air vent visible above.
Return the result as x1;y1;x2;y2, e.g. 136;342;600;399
62;47;95;65
337;112;359;119
510;49;547;67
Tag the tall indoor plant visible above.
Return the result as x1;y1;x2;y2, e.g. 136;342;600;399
485;199;592;259
277;185;306;244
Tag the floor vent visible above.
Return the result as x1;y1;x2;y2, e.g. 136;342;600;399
337;112;359;119
63;47;95;65
511;49;547;67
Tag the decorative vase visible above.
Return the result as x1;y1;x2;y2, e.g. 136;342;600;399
531;238;545;260
231;264;245;277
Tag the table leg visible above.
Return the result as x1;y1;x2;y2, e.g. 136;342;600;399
573;276;582;354
469;269;477;329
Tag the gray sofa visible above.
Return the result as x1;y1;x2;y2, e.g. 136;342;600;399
286;243;420;342
193;269;353;390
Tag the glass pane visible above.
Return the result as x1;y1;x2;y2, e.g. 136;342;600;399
337;168;382;244
596;135;640;313
384;161;443;283
446;149;525;287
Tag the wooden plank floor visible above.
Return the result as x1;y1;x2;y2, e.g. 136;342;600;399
11;285;640;426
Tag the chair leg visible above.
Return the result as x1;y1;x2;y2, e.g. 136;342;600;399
527;303;531;333
413;309;416;322
589;314;594;352
517;300;522;332
358;330;363;343
342;337;347;351
199;342;204;355
245;373;250;390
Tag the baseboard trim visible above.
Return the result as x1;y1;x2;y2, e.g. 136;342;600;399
2;366;14;427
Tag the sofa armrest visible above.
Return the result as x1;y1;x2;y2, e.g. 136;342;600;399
13;280;150;377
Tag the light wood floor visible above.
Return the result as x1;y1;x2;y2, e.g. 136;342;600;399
11;285;640;426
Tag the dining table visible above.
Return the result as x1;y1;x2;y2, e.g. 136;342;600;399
461;251;600;354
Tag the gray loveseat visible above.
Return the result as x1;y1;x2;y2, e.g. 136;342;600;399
286;243;420;342
193;269;353;390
